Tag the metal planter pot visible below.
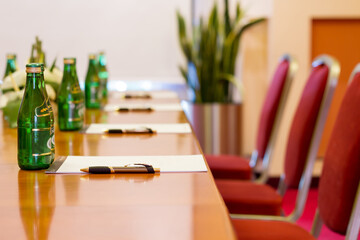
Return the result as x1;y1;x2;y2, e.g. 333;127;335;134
182;101;242;155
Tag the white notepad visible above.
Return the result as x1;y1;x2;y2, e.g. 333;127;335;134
47;155;207;173
85;123;192;134
104;103;183;112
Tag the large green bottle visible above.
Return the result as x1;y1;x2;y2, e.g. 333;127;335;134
3;54;17;78
39;64;55;162
85;54;101;108
58;58;84;131
18;63;52;170
97;52;108;100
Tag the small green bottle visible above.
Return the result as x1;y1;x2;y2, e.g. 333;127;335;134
58;58;84;131
39;64;55;162
3;54;17;78
97;52;108;100
85;54;101;109
18;63;52;170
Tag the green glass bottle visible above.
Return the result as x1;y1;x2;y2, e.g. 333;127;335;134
85;54;101;109
3;54;17;78
58;58;84;131
18;63;52;170
39;64;55;163
97;52;108;100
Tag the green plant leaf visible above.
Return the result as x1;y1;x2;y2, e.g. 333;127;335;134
217;73;243;100
179;65;188;83
176;2;263;103
50;57;57;72
176;11;193;62
224;0;231;36
226;17;265;45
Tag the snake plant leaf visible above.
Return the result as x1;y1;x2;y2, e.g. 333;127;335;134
50;57;57;72
217;73;244;99
224;0;231;36
235;3;244;24
226;17;265;46
179;65;188;83
176;1;263;103
177;11;193;62
29;44;35;63
208;5;218;30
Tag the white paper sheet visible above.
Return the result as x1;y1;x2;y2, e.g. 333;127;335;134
85;123;192;134
104;103;183;112
51;155;207;173
113;91;179;99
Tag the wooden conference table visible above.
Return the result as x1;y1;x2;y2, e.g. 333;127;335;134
0;91;236;239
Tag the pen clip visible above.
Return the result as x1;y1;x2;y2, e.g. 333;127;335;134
124;127;155;134
105;127;155;134
124;163;155;173
116;107;153;112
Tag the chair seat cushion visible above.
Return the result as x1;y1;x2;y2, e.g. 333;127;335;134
205;154;252;180
216;179;282;215
232;219;315;240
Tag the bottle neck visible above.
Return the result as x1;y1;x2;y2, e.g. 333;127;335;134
4;59;16;78
87;59;97;75
63;64;72;74
98;55;106;67
26;72;43;90
63;64;78;82
40;71;49;99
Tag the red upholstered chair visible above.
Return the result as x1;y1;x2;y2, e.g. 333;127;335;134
216;55;340;219
206;54;297;181
230;63;360;240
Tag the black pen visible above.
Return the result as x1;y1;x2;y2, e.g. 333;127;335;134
105;128;156;134
80;165;160;174
124;94;151;99
116;107;153;112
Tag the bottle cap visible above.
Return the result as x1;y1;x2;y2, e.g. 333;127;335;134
26;63;42;73
6;54;16;59
64;58;76;64
89;54;96;60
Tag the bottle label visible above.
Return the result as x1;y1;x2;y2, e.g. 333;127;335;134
35;100;50;117
50;124;55;151
71;86;82;94
68;100;84;122
90;86;100;103
32;128;52;157
98;71;108;80
47;98;54;114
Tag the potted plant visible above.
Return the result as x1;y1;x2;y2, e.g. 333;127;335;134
177;0;264;154
0;37;62;128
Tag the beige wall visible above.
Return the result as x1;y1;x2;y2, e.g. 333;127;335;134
247;0;360;176
241;22;268;156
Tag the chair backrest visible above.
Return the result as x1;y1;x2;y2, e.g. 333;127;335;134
315;64;360;238
282;55;340;221
250;54;297;182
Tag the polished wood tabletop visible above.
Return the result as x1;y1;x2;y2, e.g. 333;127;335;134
0;91;236;240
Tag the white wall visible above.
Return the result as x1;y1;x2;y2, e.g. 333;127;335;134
0;0;190;82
